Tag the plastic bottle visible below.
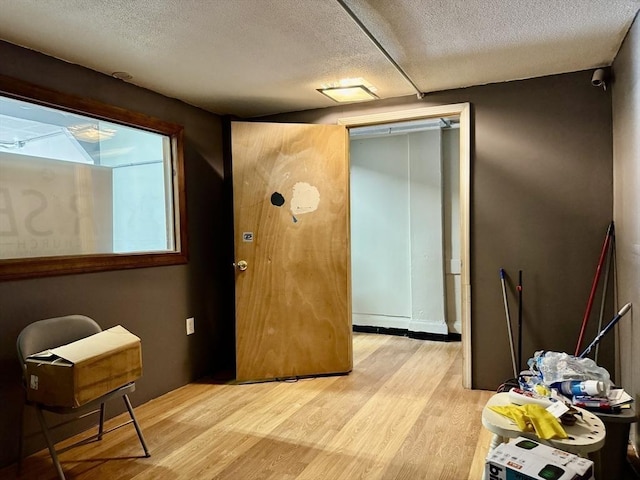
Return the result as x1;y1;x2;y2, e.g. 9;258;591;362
556;380;606;397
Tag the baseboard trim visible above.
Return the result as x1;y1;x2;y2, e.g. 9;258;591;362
353;325;408;337
409;330;462;342
353;325;461;342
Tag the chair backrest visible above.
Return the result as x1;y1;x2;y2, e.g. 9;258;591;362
17;315;102;368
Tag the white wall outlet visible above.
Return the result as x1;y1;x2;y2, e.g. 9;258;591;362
186;317;195;335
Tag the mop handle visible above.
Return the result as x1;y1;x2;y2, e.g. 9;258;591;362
517;270;523;373
500;268;518;378
579;303;631;358
575;222;614;355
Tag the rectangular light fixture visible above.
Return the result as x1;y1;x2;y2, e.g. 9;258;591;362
68;123;116;143
317;85;378;103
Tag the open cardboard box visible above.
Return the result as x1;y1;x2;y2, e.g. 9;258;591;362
25;325;142;408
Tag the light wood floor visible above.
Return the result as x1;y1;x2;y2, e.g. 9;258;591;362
5;333;495;480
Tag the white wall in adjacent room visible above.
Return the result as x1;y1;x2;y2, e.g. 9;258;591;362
350;126;460;334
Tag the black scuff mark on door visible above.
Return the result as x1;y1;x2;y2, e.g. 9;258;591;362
270;192;285;207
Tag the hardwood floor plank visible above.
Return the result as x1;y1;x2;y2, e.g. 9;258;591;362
210;335;429;480
293;340;461;479
3;333;495;480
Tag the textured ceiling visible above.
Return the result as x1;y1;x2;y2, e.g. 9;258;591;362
0;0;638;117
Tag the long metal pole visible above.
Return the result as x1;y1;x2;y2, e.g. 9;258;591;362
595;238;614;362
574;222;614;356
335;0;425;98
500;268;518;378
517;270;523;373
579;303;631;358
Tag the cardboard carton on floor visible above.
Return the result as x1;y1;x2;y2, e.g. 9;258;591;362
25;325;142;408
485;437;594;480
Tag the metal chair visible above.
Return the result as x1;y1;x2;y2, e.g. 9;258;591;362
17;315;150;480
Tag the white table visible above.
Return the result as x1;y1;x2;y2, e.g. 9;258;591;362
481;392;606;479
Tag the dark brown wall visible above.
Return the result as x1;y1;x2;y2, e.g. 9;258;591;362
612;13;640;451
0;41;234;467
264;71;615;390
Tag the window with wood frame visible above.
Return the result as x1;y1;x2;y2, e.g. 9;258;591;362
0;76;187;280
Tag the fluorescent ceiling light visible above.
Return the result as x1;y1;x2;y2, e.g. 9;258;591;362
68;124;116;143
317;84;378;103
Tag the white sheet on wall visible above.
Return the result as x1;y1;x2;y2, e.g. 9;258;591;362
350;134;411;322
0;152;113;259
408;130;447;335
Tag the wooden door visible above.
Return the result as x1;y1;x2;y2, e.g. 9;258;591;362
231;121;352;382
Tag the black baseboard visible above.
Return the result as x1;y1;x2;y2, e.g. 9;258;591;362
353;325;461;342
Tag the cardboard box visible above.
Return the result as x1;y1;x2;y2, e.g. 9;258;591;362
25;325;142;408
485;437;594;480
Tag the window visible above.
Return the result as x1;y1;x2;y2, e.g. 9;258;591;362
0;76;187;280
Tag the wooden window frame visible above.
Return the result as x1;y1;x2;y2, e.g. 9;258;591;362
0;75;188;281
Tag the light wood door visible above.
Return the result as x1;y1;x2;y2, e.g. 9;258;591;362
231;121;352;382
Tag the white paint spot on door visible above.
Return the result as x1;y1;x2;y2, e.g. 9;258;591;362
290;182;320;215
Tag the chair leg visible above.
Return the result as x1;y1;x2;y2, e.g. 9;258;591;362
35;408;66;480
122;394;150;457
17;401;25;476
98;403;106;440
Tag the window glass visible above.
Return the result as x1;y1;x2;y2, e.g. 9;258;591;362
0;80;186;280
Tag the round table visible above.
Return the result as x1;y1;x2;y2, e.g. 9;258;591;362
481;392;606;480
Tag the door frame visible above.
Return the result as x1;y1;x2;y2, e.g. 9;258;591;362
338;103;472;388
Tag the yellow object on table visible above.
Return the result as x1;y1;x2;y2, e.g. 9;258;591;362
489;403;568;440
481;392;606;480
481;392;605;455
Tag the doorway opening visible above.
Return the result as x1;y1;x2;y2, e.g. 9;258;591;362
339;104;472;388
349;118;460;336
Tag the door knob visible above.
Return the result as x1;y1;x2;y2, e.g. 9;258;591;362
236;260;248;271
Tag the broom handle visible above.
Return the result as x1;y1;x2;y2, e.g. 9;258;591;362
500;268;518;378
575;222;614;356
517;270;523;373
579;303;631;358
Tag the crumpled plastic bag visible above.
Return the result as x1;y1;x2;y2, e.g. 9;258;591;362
528;351;611;390
489;404;568;440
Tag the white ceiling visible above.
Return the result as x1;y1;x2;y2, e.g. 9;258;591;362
1;0;638;118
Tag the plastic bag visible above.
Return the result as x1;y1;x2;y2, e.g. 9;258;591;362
527;351;611;390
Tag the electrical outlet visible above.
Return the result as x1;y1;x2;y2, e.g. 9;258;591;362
186;317;195;335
